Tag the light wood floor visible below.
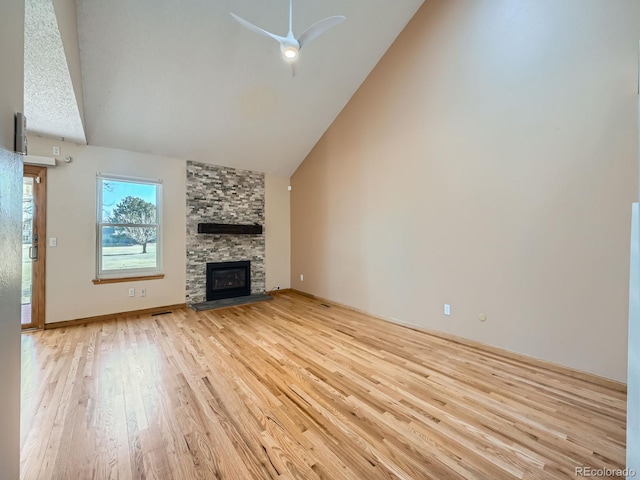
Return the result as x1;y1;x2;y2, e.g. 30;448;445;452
21;292;626;479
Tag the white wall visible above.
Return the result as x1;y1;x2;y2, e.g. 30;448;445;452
265;175;291;291
291;0;639;382
0;0;24;478
28;136;187;323
628;204;639;473
28;136;292;322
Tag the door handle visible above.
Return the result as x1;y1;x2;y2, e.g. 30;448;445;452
29;246;38;260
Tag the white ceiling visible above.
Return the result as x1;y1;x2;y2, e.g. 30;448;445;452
27;0;424;176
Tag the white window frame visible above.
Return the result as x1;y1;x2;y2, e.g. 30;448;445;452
96;173;163;279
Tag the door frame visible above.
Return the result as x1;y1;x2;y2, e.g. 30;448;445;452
23;165;46;330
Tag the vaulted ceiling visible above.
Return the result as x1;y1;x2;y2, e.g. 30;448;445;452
25;0;424;175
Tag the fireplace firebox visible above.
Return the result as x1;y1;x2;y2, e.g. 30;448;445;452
206;261;251;301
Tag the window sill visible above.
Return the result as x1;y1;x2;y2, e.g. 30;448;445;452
92;274;165;285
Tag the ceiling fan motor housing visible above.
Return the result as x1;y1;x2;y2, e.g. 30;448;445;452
281;37;300;59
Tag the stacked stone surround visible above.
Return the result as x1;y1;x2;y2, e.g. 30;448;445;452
186;161;265;304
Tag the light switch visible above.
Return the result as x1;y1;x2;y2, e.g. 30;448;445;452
49;237;57;247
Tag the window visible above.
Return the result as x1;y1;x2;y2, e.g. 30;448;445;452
96;174;162;279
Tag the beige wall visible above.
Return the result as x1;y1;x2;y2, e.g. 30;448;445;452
0;0;24;478
291;0;640;382
28;136;187;323
0;3;24;150
265;175;291;291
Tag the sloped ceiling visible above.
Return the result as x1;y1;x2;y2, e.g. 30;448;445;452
27;0;424;175
24;0;86;144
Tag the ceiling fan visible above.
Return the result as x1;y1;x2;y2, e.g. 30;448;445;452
231;0;345;75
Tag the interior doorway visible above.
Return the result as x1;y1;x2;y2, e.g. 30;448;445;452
21;165;46;330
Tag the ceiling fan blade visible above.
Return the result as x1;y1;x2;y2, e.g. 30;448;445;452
297;15;345;49
230;13;286;43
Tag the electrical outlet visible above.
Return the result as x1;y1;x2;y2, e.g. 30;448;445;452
444;304;451;316
140;288;146;297
300;274;304;281
128;288;135;297
53;146;60;156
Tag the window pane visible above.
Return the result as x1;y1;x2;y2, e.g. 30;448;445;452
101;180;157;223
22;178;34;305
101;226;158;271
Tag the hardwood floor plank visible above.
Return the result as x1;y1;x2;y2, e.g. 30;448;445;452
21;292;626;479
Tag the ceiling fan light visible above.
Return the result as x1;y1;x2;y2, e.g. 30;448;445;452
283;46;298;59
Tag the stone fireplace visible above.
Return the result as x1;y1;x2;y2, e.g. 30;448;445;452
186;161;265;304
